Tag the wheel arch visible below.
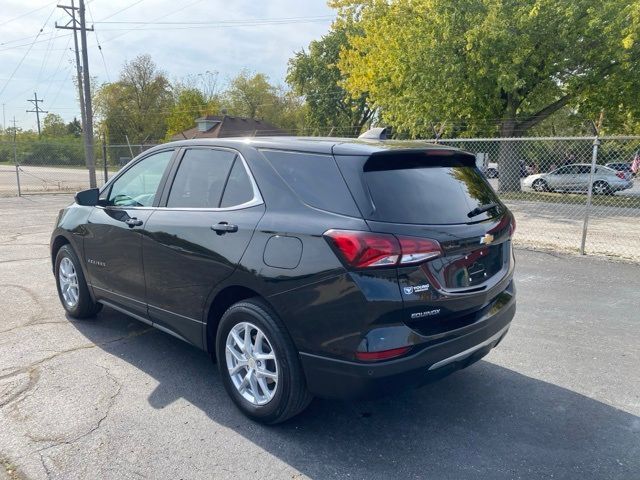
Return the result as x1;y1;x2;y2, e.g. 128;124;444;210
204;285;275;357
51;234;71;270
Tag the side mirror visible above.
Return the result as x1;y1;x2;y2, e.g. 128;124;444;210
74;188;100;206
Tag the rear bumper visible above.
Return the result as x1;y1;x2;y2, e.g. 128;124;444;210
300;292;515;399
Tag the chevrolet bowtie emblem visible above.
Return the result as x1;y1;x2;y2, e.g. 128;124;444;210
480;233;494;245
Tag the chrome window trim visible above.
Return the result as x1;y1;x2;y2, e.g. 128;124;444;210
97;146;264;212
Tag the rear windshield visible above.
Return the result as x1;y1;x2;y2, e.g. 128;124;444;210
362;155;503;224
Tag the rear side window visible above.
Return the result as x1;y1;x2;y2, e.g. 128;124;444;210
361;153;503;225
220;158;254;207
261;150;359;216
167;149;236;208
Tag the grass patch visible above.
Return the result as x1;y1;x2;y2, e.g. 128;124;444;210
500;190;640;209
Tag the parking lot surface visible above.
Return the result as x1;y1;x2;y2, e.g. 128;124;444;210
1;195;638;480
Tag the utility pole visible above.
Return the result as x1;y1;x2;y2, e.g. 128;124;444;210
26;92;47;136
56;0;96;188
12;117;21;196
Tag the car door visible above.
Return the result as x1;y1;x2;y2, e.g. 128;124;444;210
571;165;592;191
84;149;176;316
546;165;572;190
142;147;265;346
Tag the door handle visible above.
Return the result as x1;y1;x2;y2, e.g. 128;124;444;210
125;218;143;228
211;222;238;234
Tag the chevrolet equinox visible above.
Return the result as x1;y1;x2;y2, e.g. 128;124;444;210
51;136;516;423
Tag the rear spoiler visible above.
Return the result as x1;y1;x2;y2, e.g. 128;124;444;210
363;149;477;172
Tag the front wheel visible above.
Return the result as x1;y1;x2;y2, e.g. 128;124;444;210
532;179;548;192
592;180;611;195
55;245;102;318
216;299;312;424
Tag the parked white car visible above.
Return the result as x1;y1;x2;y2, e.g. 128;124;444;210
523;163;634;194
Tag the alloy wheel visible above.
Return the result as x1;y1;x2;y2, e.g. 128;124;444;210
58;257;79;308
225;322;278;406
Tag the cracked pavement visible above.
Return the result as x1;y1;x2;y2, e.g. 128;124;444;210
0;195;639;480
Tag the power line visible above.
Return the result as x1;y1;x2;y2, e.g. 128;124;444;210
0;5;58;99
97;0;146;22
85;0;111;82
95;15;335;25
96;18;336;32
42;36;73;99
0;33;72;52
100;0;206;45
0;1;55;27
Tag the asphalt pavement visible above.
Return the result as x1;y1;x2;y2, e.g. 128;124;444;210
0;195;638;480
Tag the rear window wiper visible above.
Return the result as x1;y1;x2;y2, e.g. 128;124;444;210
468;202;500;218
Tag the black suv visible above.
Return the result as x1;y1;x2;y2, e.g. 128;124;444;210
51;136;516;423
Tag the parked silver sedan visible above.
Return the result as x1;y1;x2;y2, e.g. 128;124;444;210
523;163;634;194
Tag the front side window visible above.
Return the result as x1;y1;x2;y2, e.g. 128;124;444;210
106;150;174;207
167;149;237;208
552;166;570;175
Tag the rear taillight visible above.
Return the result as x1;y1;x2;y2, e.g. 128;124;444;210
323;230;400;268
616;171;625;179
397;236;442;264
323;230;442;269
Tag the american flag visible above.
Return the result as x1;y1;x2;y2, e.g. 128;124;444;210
632;151;640;174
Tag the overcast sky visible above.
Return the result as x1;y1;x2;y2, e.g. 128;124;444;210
0;0;335;130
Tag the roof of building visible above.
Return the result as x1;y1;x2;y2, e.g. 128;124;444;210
171;115;286;140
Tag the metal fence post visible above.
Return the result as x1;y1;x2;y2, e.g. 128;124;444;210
13;130;21;196
101;134;108;183
580;137;600;255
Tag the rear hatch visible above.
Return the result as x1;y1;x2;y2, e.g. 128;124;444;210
334;146;515;335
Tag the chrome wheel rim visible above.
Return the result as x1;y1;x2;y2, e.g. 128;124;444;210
594;183;606;194
225;322;278;406
58;257;79;308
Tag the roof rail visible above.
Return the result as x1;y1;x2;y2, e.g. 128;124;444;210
358;127;389;140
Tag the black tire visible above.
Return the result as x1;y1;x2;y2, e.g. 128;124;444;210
593;180;611;195
532;179;548;192
216;298;312;424
54;244;102;319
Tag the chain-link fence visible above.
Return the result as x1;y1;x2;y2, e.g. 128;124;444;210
1;135;638;261
435;136;640;261
0;138;157;196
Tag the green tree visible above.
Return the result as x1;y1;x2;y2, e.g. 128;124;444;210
222;71;305;133
94;54;173;145
42;113;67;137
66;117;82;137
223;71;277;119
165;87;220;140
287;23;374;136
332;0;640;191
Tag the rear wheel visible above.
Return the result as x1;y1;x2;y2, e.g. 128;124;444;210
55;245;102;318
532;179;548;192
593;180;611;195
216;298;312;424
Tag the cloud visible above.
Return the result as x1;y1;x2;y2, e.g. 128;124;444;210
0;0;334;127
